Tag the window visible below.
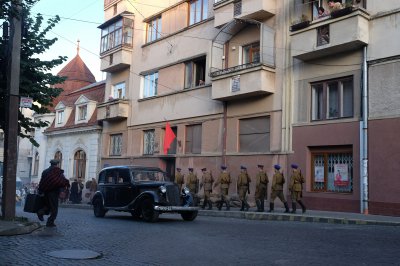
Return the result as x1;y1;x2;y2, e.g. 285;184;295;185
234;0;242;16
243;42;260;64
54;151;62;168
57;110;64;124
113;82;126;99
239;116;270;152
184;57;206;88
143;72;158;98
311;77;353;120
33;152;39;176
312;149;353;193
143;130;155;155
73;150;86;180
100;17;133;54
317;25;329;46
189;0;208;25
146;16;162;43
110;134;122;156
78;105;87;121
185;124;202;154
113;4;117;15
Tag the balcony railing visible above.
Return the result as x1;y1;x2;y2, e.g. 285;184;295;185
210;62;262;78
97;99;129;121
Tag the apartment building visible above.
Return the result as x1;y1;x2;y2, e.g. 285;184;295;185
98;0;291;202
289;0;400;216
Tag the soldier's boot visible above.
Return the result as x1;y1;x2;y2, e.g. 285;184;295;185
291;202;297;213
245;202;249;212
217;201;222;211
268;203;274;212
261;200;265;212
208;200;213;210
298;200;306;213
226;201;230;211
201;199;206;210
256;200;261;212
240;201;244;211
284;202;290;213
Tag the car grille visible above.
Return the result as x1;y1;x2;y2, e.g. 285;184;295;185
166;185;180;206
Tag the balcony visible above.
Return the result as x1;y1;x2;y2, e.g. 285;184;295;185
104;0;120;9
97;99;129;121
290;9;369;61
211;62;275;101
100;48;132;73
214;0;275;28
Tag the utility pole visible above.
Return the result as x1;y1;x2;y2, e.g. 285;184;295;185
1;0;22;219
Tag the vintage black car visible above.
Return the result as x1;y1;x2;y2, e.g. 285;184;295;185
92;165;198;222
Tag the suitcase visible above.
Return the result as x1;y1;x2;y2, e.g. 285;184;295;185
23;194;45;213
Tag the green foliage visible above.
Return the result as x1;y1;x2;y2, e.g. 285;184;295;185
0;0;67;146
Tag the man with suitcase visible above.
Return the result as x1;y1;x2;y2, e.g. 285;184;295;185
37;159;70;227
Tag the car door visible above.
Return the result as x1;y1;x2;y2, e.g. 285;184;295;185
103;169;117;207
115;168;135;207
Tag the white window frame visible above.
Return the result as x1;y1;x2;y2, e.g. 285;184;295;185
142;72;158;98
78;105;88;121
113;82;126;99
110;134;122;156
146;16;162;43
190;0;208;25
143;130;155;155
57;110;64;124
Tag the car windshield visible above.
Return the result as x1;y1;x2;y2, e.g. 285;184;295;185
132;170;166;182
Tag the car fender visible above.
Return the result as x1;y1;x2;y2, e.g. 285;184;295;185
131;191;161;209
91;191;104;205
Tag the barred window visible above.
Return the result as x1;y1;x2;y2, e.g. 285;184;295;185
143;130;155;155
239;116;270;152
312;150;353;193
110;134;122;156
185;124;202;154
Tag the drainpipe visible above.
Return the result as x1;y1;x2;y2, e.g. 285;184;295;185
222;101;227;165
360;46;368;214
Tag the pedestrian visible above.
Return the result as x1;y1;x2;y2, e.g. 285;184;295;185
186;168;199;206
255;164;269;212
237;166;251;211
269;164;290;213
200;168;214;210
37;159;70;227
289;164;306;213
89;177;97;203
214;165;231;211
69;179;82;204
175;167;184;192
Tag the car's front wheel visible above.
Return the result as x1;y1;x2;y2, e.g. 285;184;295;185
181;211;198;221
93;198;107;218
141;198;159;223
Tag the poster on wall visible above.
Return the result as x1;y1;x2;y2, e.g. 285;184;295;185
334;164;349;186
314;166;324;182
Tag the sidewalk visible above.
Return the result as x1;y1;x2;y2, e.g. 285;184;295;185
2;204;400;236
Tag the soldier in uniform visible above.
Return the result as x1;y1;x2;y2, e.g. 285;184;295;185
200;168;214;210
186;168;199;206
269;164;290;213
213;165;231;211
175;168;184;192
237;166;251;211
255;164;269;212
289;164;306;213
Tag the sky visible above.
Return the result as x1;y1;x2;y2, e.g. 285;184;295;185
31;0;105;82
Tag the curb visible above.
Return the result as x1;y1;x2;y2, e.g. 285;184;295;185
0;222;41;236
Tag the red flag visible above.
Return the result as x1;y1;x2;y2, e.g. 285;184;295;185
164;122;176;154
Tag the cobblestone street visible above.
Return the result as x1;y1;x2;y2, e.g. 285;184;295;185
1;207;399;265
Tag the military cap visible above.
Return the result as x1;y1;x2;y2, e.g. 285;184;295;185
188;168;193;171
274;164;281;170
176;167;181;171
291;164;298;169
50;159;59;165
257;164;264;168
221;165;227;170
201;168;207;171
240;166;247;170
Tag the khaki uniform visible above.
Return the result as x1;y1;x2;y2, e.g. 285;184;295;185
215;171;231;210
237;172;251;211
270;171;286;202
200;171;214;209
289;169;306;213
186;172;198;194
255;170;269;211
175;172;184;192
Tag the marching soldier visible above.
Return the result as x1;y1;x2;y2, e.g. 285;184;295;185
255;164;269;212
186;168;199;206
200;168;214;210
175;167;184;192
214;165;231;211
269;164;290;213
289;164;306;213
237;166;251;211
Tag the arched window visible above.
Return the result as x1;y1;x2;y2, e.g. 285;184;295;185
33;152;39;176
73;150;86;180
54;151;62;168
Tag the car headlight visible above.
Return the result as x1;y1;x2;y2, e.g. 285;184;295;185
159;186;167;194
182;187;190;195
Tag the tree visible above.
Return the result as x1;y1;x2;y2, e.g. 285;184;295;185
0;0;67;146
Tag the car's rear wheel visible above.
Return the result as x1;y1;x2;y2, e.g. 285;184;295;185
181;211;198;221
130;209;141;220
93;198;106;218
141;198;159;223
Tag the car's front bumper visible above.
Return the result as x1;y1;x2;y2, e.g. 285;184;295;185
154;206;199;212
